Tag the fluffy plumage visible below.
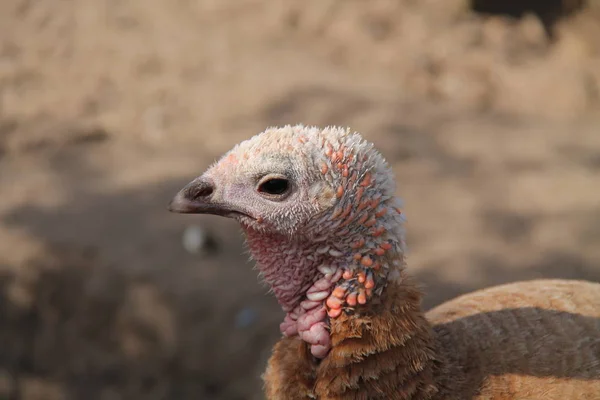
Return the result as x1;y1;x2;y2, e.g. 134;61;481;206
169;125;600;399
264;278;600;399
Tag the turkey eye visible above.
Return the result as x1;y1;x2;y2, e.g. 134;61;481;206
258;178;290;196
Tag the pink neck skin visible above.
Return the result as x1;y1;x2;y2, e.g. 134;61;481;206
244;229;338;358
243;204;404;359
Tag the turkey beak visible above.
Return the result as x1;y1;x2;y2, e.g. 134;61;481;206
168;177;251;219
168;177;218;214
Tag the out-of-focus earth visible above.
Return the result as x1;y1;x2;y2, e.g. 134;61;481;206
0;1;599;399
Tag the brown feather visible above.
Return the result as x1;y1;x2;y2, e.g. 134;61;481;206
264;277;600;399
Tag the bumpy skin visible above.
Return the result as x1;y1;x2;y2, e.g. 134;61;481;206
169;125;600;399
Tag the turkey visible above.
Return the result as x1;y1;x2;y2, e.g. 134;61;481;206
169;125;600;399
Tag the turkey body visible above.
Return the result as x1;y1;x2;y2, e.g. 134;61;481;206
428;279;600;399
264;279;600;399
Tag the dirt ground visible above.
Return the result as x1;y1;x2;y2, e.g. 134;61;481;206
0;1;599;399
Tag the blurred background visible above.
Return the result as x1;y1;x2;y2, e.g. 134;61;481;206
0;0;599;399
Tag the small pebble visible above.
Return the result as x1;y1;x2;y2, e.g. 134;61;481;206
182;225;207;254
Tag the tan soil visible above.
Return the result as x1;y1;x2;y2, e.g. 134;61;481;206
0;1;599;399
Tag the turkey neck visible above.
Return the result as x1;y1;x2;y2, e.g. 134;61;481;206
313;277;443;399
244;229;322;313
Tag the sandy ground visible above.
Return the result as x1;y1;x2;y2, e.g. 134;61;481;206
0;1;599;399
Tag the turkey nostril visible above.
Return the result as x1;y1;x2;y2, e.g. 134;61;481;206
186;181;214;200
194;186;214;198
